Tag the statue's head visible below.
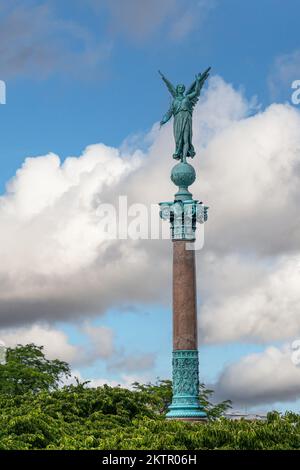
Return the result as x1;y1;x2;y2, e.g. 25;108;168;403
176;84;185;95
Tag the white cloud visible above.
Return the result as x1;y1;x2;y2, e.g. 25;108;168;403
0;324;79;362
214;345;300;406
199;254;300;344
0;320;156;377
198;102;300;256
0;322;119;367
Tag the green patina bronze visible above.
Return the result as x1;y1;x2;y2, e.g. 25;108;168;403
159;200;208;241
159;67;210;163
166;350;207;420
171;162;196;201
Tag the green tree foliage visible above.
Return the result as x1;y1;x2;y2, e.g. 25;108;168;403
0;344;299;450
132;380;231;420
0;344;70;395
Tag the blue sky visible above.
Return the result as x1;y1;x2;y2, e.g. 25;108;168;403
1;0;300;411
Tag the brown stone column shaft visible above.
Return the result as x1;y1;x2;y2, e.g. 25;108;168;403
173;240;198;350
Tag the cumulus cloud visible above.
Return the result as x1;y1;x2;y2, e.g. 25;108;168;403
214;345;300;406
0;321;155;375
0;75;299;357
0;322;116;365
0;323;80;362
200;254;300;344
0;144;152;326
199;104;300;256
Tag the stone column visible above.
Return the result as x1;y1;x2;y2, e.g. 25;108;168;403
166;239;206;421
159;161;209;421
173;240;197;351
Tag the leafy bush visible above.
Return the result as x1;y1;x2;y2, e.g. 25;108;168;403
0;344;70;395
0;344;299;450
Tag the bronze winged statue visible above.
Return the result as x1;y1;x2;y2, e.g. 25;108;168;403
159;67;211;163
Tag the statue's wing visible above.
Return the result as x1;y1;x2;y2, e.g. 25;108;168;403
186;79;197;96
159;70;176;98
187;68;211;108
186;79;199;108
190;94;200;109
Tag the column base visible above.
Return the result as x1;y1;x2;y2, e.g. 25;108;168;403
167;350;208;422
166;406;207;421
166;396;207;421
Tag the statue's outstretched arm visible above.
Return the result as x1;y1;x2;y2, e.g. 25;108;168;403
159;70;176;98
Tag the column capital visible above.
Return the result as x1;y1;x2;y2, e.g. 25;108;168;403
159;199;208;241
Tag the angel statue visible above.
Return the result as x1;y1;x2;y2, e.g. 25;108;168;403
159;67;211;163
